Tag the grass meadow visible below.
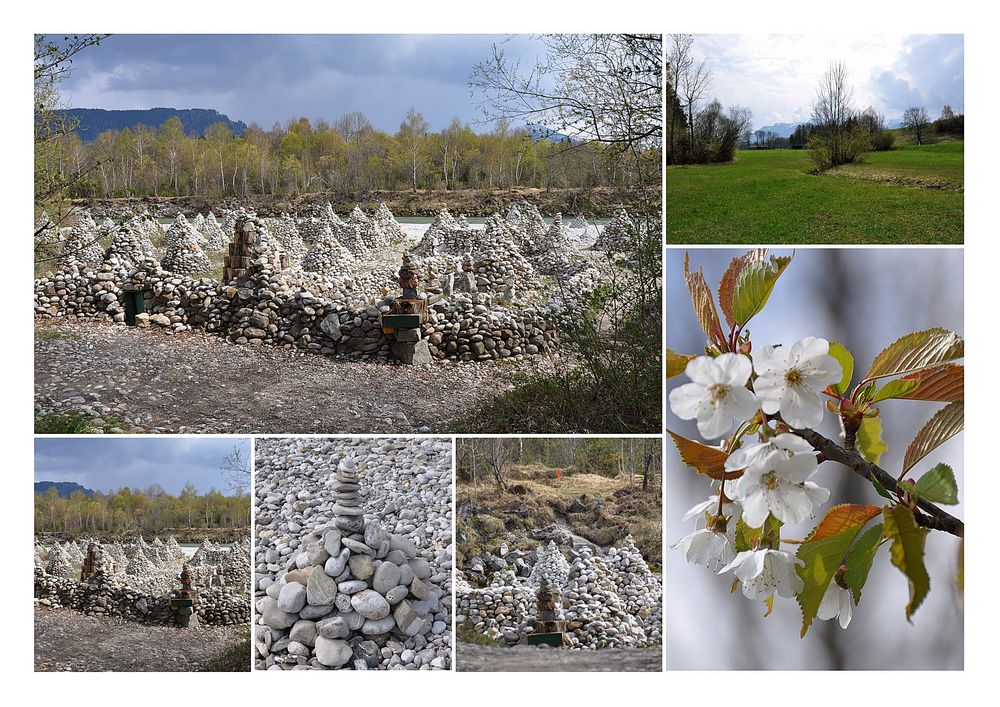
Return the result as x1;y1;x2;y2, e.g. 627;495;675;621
666;142;963;244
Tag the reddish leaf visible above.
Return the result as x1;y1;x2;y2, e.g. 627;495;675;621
902;400;964;476
898;364;964;402
805;504;881;542
684;252;726;347
668;430;741;480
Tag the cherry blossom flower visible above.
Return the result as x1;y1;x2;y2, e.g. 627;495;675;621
720;548;804;600
669;353;759;439
724;433;815;472
818;581;853;629
732;445;829;528
672;527;736;573
683;492;739;526
753;337;842;429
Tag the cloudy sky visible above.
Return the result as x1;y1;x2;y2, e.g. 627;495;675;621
34;438;250;495
55;34;547;132
688;34;964;130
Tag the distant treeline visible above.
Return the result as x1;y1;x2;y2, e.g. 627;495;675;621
39;110;653;200
747;108;964;150
34;484;250;534
457;437;661;487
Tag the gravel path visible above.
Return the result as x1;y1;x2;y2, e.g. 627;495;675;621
34;607;247;672
456;642;662;672
34;320;528;434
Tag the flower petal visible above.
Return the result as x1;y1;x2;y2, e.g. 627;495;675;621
716;353;752;387
668;383;707;420
685;355;721;386
779;384;824;429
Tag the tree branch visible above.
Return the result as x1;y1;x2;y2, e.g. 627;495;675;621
793;428;964;538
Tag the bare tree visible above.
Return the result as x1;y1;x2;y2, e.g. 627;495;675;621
220;444;250;494
480;438;513;491
812;61;855;165
903;106;931;145
471;34;661;162
680;54;712;151
667;34;695;163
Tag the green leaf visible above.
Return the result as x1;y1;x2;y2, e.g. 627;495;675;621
901;401;963;477
871;378;920;404
910;463;959;505
730;251;793;328
667;349;695;379
796;513;871;637
883;505;930;622
866;328;964;381
870;474;893;500
857;416;888;465
843;523;884;604
827;342;854;396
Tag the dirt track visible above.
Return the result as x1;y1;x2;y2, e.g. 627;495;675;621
34;320;527;434
34;607;246;672
457;642;662;672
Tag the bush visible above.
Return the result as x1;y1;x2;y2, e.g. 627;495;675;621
808;125;873;170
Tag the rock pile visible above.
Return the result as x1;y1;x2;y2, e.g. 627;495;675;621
59;214;105;267
103;225;147;273
302;223;355;277
593;207;636;253
263;215;305;265
457;534;661;650
34;535;251;626
199;212;229;250
254;437;453;670
162;215;212;275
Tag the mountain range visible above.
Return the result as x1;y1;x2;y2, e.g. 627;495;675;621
35;481;95;498
62;107;248;143
756;117;905;136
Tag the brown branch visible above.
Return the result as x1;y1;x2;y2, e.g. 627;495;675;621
793;428;964;538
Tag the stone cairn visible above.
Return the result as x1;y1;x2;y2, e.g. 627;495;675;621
103;224;147;274
255;454;451;670
593;206;635;253
35;535;251;626
263;215;305;265
199;212;229;251
301;223;355;277
372;202;406;242
162;215;212;275
59;214;104;268
386;255;432;365
457;534;661;650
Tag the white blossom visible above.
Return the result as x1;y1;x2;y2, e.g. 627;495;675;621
672;528;736;573
817;581;853;629
720;548;804;600
753;337;842;429
724;432;815;472
669;353;759;439
731;438;830;528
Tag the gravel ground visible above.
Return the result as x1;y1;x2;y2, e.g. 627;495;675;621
456;642;662;672
34;319;539;434
34;607;248;672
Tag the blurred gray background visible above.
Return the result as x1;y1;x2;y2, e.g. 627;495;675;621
666;248;964;670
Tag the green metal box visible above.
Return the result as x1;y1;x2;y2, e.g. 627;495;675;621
381;313;421;330
527;632;564;647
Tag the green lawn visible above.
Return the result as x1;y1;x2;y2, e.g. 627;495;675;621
667;144;963;245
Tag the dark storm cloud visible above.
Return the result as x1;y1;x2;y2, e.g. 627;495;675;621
34;437;250;495
56;34;543;131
